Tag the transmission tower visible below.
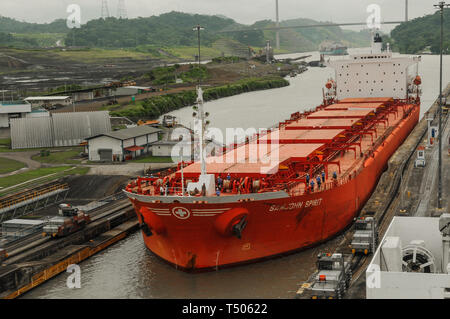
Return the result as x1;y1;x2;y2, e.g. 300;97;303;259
117;0;128;19
101;0;110;19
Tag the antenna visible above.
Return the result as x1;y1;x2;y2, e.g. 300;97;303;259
117;0;128;19
101;0;110;19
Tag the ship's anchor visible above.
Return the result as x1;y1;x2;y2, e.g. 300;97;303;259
232;216;248;239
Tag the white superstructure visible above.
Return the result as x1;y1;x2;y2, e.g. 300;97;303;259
366;214;450;299
327;33;421;100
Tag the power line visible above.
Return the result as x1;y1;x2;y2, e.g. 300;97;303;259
101;0;110;19
117;0;128;19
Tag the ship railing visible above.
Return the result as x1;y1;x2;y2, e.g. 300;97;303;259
287;172;358;197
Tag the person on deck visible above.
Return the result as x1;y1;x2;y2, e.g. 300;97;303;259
322;171;326;183
316;176;322;190
306;173;310;184
310;180;315;192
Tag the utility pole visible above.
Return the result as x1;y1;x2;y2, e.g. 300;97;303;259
193;25;204;82
434;1;449;209
275;0;280;50
117;0;128;19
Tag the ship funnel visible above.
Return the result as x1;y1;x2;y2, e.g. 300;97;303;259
371;32;383;54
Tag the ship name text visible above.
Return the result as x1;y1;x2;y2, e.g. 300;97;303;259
269;198;323;212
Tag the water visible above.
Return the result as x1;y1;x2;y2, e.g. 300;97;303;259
23;50;449;299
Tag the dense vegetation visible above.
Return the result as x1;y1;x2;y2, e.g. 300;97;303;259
63;12;369;51
143;64;209;85
389;9;450;54
0;32;34;47
0;16;68;33
0;12;371;53
110;77;289;120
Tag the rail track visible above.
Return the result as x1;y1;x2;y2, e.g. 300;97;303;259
1;197;132;262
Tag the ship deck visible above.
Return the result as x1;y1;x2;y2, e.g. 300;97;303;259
127;98;415;198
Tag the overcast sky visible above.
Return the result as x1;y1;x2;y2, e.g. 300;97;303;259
0;0;438;31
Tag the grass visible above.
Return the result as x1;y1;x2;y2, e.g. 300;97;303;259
0;138;11;152
53;48;155;62
164;46;222;60
13;33;66;47
31;148;82;164
0;166;90;197
0;145;81;153
131;156;174;163
0;166;71;188
0;157;26;174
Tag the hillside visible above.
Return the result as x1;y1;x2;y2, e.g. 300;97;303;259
240;18;371;52
65;12;370;51
0;12;370;53
389;9;449;54
0;16;68;33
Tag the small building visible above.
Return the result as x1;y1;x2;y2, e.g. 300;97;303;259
0;101;31;128
24;96;72;110
152;140;193;162
1;219;45;239
114;86;153;96
152;138;223;162
86;126;161;162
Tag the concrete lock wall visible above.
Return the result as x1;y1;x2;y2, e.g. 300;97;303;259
11;111;111;149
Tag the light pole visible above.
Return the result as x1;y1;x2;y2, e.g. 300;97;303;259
192;25;207;176
193;25;204;78
434;1;449;209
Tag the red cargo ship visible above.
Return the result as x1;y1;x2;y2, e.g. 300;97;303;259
124;34;422;271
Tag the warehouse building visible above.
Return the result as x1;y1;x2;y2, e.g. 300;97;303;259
114;86;153;96
10;111;111;149
24;96;72;109
0;101;31;128
86;126;161;162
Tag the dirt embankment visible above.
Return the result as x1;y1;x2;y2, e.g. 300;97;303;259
64;175;131;200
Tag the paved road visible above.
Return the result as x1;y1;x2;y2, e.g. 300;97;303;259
0;151;42;178
415;115;450;216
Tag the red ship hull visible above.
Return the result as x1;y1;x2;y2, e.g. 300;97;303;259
126;104;419;271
